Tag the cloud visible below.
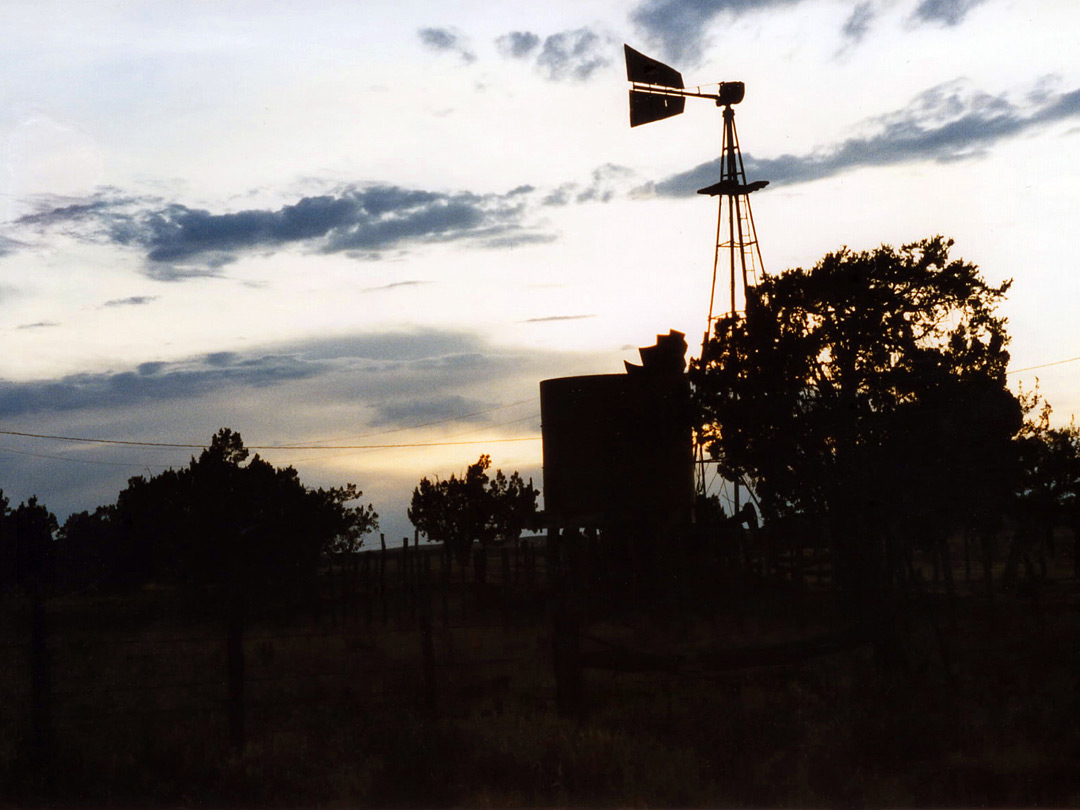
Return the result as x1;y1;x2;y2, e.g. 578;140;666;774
496;27;613;82
370;395;491;428
630;0;805;64
418;27;476;63
542;164;636;206
287;329;490;363
0;353;323;418
363;280;432;293
0;330;479;420
496;31;541;59
16;321;59;330
630;0;988;64
13;184;551;277
842;2;876;43
537;29;612;81
477;230;559;249
0;236;27;257
643;80;1080;195
911;0;987;26
101;295;158;308
0;327;594;429
523;315;596;323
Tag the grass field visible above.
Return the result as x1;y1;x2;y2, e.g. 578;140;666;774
2;541;1079;807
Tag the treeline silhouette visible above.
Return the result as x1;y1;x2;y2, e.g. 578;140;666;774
2;428;378;599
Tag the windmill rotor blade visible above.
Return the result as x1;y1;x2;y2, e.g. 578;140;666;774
629;89;685;127
624;44;683;89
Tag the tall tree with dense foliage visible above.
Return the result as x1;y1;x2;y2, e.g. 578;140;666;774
1006;392;1080;585
691;237;1022;617
0;493;58;591
58;428;378;596
408;455;539;565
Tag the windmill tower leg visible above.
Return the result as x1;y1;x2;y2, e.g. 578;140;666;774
696;105;766;511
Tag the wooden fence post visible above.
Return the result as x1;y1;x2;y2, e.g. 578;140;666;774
501;545;511;617
441;545;450;628
419;558;438;718
226;594;246;753
380;534;388;625
363;554;373;624
401;536;409;624
28;581;53;783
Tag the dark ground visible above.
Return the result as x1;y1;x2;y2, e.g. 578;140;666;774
1;544;1078;808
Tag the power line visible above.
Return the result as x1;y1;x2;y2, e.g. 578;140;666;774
0;429;540;451
1007;355;1080;375
0;444;172;469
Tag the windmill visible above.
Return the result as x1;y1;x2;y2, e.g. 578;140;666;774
625;44;767;350
625;44;768;511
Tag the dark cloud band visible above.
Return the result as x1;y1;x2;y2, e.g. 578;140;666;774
13;184;547;278
644;80;1080;195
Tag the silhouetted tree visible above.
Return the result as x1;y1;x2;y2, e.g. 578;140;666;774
0;493;58;591
1004;391;1080;587
408;455;539;567
1048;422;1080;579
57;428;378;597
692;237;1021;624
54;506;116;591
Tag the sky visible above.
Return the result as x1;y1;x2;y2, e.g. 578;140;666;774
2;0;1079;544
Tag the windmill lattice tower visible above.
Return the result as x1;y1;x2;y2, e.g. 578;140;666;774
625;44;769;503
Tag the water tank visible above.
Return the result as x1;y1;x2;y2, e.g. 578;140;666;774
540;369;693;529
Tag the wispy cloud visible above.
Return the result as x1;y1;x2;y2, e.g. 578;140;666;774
537;29;612;81
642;79;1080;195
630;0;806;64
418;27;476;63
496;27;613;82
912;0;988;26
101;295;158;308
542;164;636;206
16;321;59;330
0;353;321;417
523;314;595;323
842;2;877;44
0;236;28;257
363;280;432;293
631;0;990;64
495;31;541;59
11;184;550;279
370;395;491;428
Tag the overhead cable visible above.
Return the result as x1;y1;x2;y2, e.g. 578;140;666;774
0;429;540;450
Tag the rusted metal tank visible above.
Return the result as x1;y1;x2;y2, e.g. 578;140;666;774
540;331;694;530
